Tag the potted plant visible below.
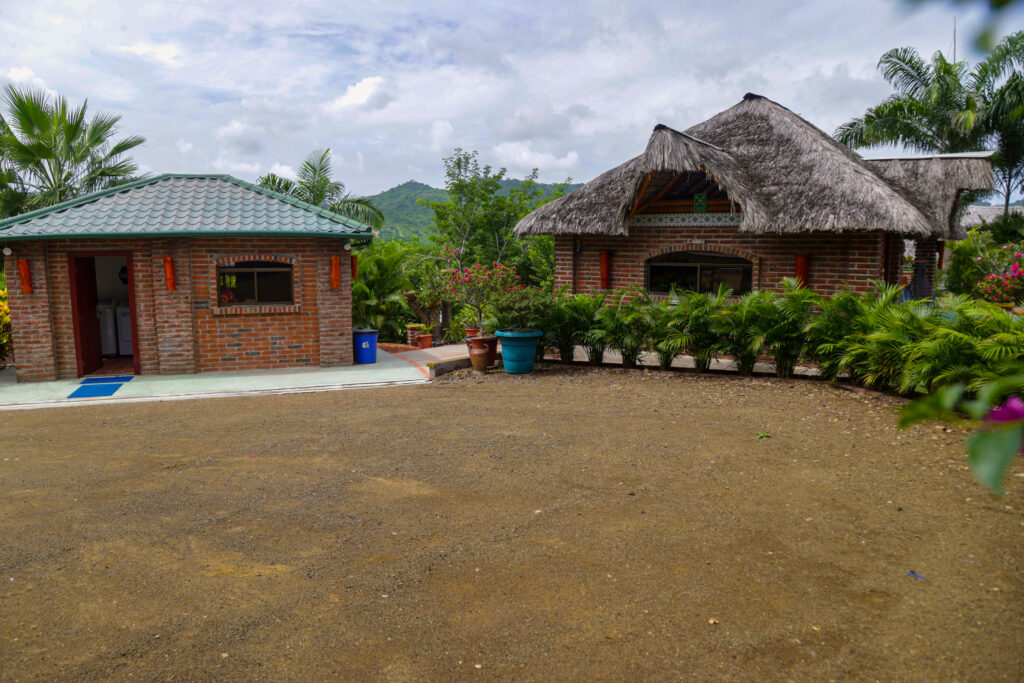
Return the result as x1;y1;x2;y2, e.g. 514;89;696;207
491;284;552;374
415;322;436;349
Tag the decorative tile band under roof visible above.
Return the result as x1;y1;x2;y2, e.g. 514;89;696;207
630;213;741;227
0;174;375;241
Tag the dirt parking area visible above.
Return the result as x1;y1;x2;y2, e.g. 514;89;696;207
0;366;1021;680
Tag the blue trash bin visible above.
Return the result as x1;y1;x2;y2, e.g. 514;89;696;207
353;328;379;364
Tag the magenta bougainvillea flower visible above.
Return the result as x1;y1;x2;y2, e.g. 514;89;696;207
987;395;1024;423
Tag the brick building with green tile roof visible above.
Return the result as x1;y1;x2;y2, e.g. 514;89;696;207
0;174;374;381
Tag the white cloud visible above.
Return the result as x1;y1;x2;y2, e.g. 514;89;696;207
117;41;183;67
5;67;54;96
215;119;264;155
429;120;454;152
322;76;392;116
269;162;296;179
176;139;194;154
493;141;579;172
212;157;261;175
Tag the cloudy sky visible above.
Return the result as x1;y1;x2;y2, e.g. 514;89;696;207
2;1;1021;195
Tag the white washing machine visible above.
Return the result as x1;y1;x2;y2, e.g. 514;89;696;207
116;304;133;355
97;301;118;356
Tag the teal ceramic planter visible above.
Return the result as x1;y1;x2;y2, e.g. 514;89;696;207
495;329;544;374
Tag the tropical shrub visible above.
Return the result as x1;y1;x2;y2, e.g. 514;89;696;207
640;291;685;370
351;240;418;341
561;291;608;365
975;245;1024;305
979;212;1024;245
589;289;649;368
0;287;11;367
673;287;727;372
488;284;552;331
764;278;821;378
440;260;520;330
713;290;774;375
543;288;584;363
834;285;932;393
804;289;864;381
945;229;998;297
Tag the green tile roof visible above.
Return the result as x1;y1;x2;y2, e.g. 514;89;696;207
0;174;375;241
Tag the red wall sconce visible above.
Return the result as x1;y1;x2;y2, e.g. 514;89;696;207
599;250;612;289
795;253;809;286
163;257;176;291
330;255;342;289
17;258;32;294
351;254;358;281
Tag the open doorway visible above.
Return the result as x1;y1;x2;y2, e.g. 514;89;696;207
68;252;139;377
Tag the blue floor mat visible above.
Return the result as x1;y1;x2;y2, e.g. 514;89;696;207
69;383;123;398
81;375;134;384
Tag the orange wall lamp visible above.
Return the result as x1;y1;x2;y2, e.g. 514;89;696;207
795;253;809;286
163;257;176;291
599;250;612;289
17;258;32;294
330;255;342;289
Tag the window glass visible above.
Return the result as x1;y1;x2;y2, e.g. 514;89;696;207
217;260;293;305
646;252;752;294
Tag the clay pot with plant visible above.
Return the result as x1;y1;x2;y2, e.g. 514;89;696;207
415;323;436;349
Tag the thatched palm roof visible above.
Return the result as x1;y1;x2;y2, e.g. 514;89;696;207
515;94;994;239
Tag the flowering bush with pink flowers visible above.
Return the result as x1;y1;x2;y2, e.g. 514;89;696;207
975;244;1024;305
440;259;522;330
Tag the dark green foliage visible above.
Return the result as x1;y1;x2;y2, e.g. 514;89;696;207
944;230;997;296
370;178;582;241
0;84;145;216
804;290;865;380
712;290;775;376
764;278;821;378
351;240;421;341
421;150;567;288
258;149;384;228
488;285;553;332
371;181;448;240
979;212;1024;244
589;290;650;368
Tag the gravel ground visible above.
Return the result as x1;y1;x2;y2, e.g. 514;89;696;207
0;365;1021;680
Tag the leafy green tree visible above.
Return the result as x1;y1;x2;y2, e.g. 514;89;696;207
0;84;145;215
423;149;565;287
258;148;385;229
351;239;421;341
836;32;1024;213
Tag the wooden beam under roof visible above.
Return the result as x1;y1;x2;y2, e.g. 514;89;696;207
627;173;653;217
633;172;685;214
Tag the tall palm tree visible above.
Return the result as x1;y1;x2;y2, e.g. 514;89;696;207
258;148;384;229
836;32;1024;213
0;84;145;215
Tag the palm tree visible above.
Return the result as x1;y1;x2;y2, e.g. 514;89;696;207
836;32;1024;213
0;84;145;215
258;148;384;229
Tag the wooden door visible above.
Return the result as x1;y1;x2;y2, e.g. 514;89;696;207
70;256;103;375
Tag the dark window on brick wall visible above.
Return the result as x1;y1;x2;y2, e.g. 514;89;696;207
646;251;752;295
217;260;293;305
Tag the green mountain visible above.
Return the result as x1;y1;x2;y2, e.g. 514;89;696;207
370;178;583;240
369;181;447;240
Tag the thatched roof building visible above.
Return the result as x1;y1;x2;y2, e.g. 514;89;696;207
515;94;993;240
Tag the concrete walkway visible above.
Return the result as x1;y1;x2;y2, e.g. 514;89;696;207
0;350;428;411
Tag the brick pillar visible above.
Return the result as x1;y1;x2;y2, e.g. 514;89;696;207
5;244;59;382
317;240;353;366
151;239;197;374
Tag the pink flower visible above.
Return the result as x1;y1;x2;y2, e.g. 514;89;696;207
987;396;1024;424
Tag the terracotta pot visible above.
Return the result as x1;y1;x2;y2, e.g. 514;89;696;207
467;335;498;366
469;337;489;374
464;327;481;338
415;334;433;349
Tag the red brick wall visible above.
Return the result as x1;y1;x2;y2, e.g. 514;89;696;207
4;236;353;381
554;224;888;296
